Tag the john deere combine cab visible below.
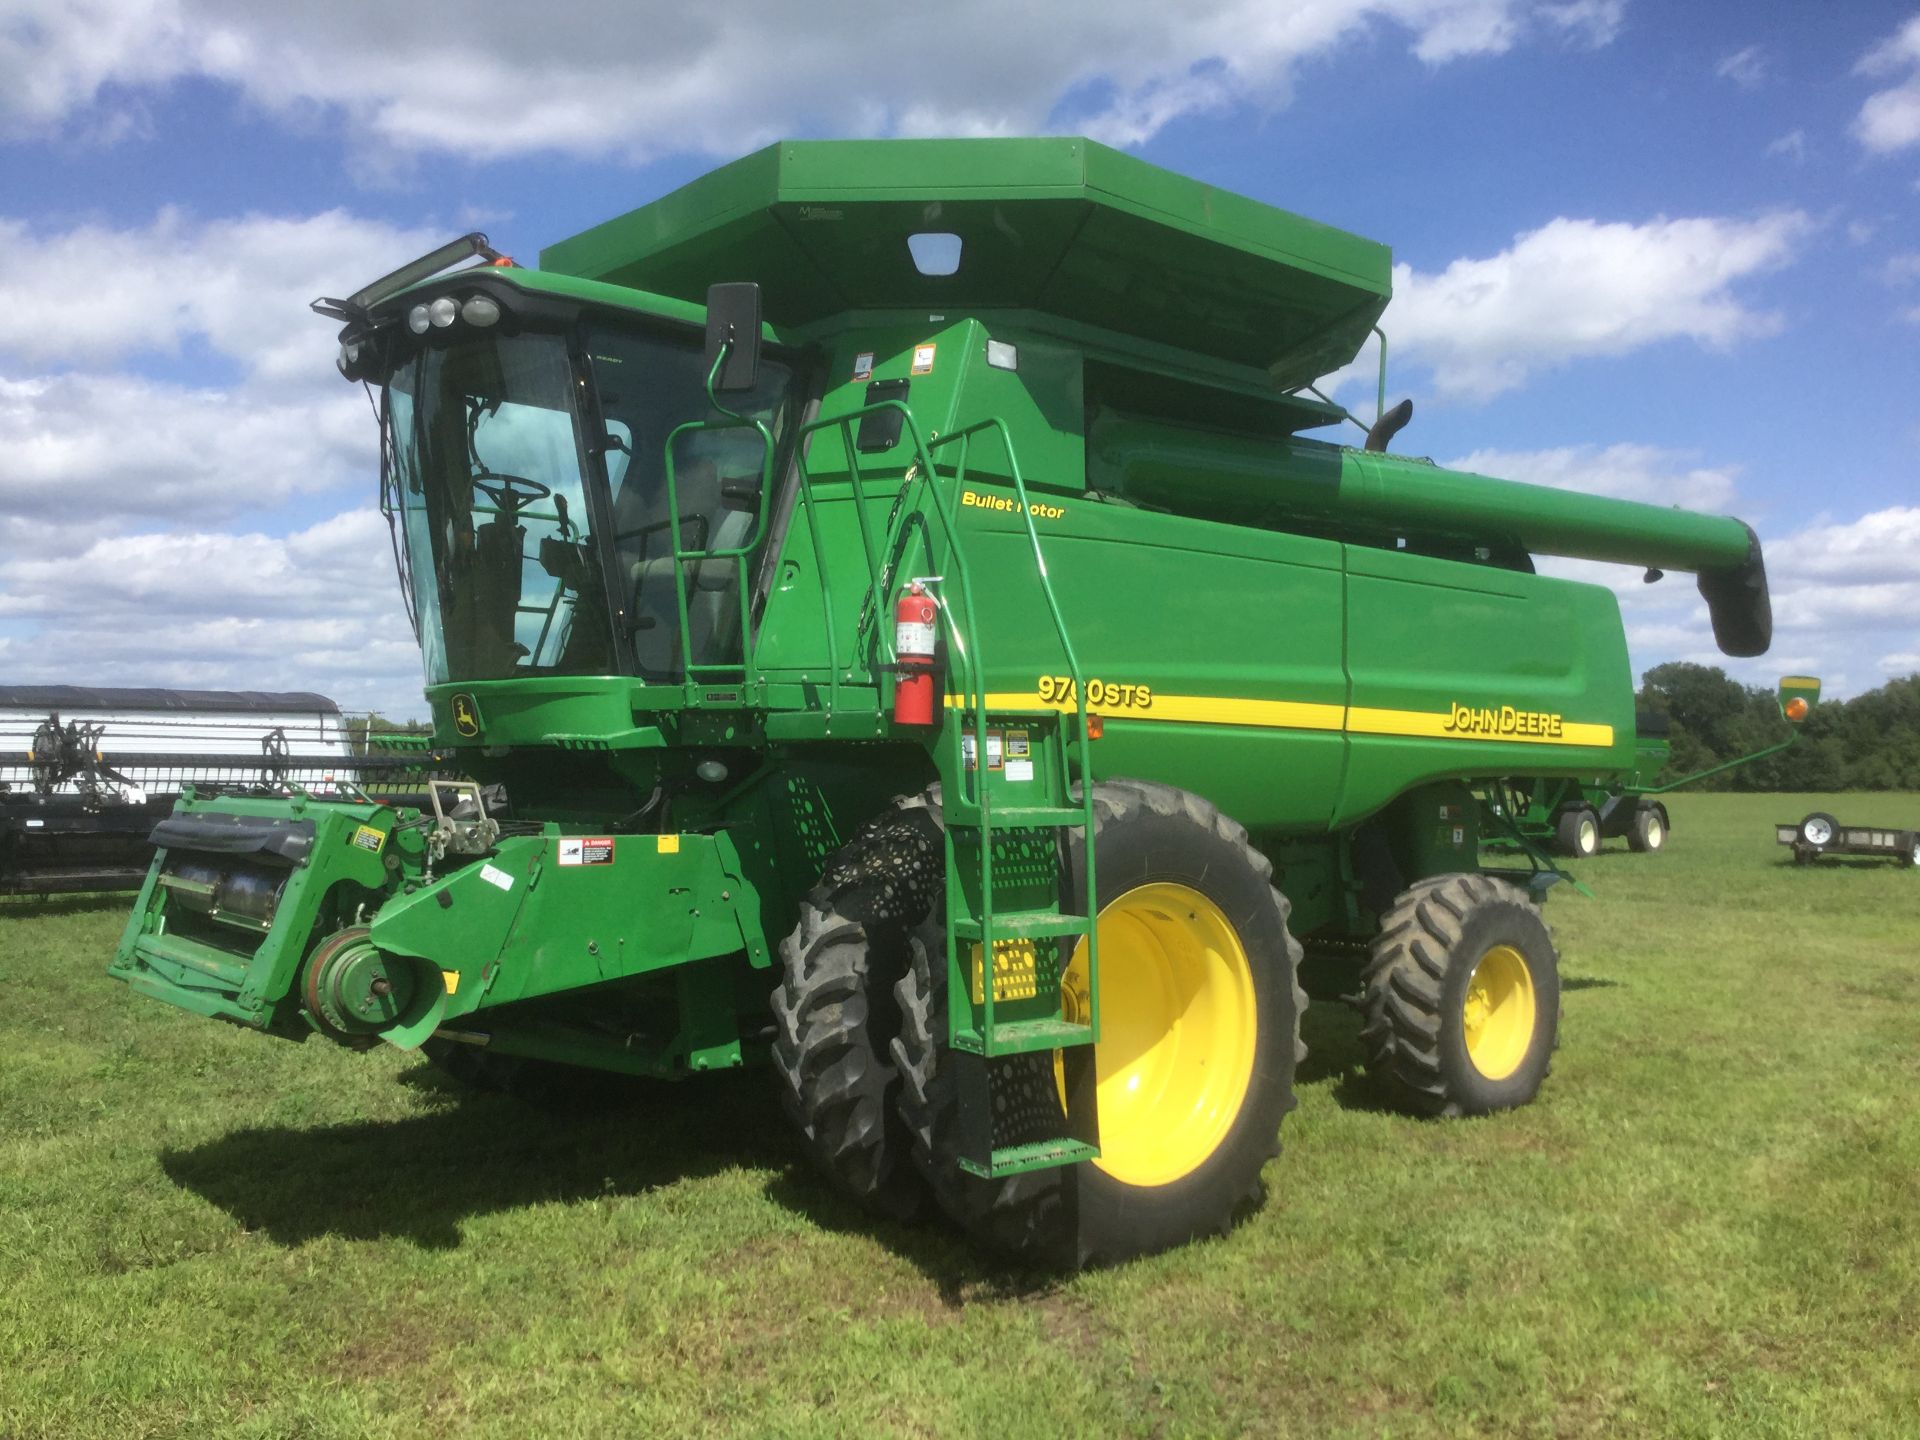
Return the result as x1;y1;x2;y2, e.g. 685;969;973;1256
109;139;1775;1266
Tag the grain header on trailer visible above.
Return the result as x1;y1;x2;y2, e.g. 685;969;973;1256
109;139;1774;1265
0;687;441;896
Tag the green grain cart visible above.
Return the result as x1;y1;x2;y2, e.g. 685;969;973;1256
108;140;1775;1266
1501;674;1817;858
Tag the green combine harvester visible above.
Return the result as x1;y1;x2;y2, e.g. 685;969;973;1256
109;139;1779;1266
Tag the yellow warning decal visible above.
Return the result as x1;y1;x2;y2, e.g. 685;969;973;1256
656;834;681;854
442;970;460;995
970;939;1040;1005
944;690;1611;748
349;824;386;854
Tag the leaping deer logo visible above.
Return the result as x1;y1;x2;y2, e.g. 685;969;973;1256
451;694;480;737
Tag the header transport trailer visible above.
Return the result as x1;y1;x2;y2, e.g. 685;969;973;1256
1;686;445;896
106;139;1774;1267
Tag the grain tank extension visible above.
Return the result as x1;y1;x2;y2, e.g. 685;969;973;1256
109;139;1774;1266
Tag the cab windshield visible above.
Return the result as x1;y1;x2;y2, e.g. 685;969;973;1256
382;319;792;685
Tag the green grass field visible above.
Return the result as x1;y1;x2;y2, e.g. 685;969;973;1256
3;791;1918;1438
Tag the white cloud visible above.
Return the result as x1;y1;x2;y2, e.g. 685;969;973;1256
1716;44;1767;89
0;373;370;521
1538;1;1625;47
0;209;438;384
1442;443;1739;511
0;508;424;715
0;0;198;134
1765;129;1806;163
0;208;443;525
1854;14;1920;154
1385;211;1811;400
1882;251;1920;285
1765;506;1920;587
0;207;436;712
3;0;1629;161
1882;651;1920;675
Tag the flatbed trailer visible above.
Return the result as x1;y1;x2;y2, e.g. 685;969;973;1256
1778;812;1919;868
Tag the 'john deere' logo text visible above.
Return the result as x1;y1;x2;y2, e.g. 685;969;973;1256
451;694;480;738
1444;702;1564;739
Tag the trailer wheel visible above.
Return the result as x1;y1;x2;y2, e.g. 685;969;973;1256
892;779;1305;1268
1556;807;1600;858
1798;812;1838;848
1361;873;1560;1117
771;792;943;1222
1627;804;1667;853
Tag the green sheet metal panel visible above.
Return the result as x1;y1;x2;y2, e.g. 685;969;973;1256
539;138;1392;388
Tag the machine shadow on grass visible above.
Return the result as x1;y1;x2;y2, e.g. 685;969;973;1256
159;1061;1060;1297
161;1065;799;1252
159;966;1616;1287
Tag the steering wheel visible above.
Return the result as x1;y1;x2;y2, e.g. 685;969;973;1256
471;471;551;514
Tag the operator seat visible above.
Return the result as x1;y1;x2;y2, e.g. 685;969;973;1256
616;457;753;673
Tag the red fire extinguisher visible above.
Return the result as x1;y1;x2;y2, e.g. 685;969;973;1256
892;579;940;726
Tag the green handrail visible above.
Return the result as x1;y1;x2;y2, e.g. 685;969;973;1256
926;418;1100;1050
655;347;778;695
788;400;1100;1057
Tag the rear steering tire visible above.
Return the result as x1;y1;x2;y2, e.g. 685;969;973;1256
1361;873;1560;1117
891;779;1305;1268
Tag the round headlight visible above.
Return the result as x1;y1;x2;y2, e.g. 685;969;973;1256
428;296;459;328
407;304;431;335
461;294;502;327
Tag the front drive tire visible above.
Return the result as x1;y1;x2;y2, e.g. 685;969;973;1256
891;779;1305;1268
771;792;943;1223
1361;873;1561;1117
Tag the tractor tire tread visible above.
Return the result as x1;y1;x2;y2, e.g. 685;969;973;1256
1361;872;1560;1118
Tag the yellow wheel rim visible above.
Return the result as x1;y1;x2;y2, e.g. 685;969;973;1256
1057;882;1258;1188
1462;943;1537;1081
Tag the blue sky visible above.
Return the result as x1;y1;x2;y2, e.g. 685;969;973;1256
2;1;1916;717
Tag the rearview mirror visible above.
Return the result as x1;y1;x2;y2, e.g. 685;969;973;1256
703;282;762;394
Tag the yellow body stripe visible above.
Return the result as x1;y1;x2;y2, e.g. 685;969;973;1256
944;691;1612;748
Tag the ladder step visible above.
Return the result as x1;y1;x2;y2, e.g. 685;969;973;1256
979;804;1087;827
953;912;1089;942
952;1016;1096;1056
958;1137;1100;1179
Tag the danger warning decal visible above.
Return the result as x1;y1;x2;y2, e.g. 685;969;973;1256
557;837;616;867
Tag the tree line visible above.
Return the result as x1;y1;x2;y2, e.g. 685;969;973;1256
1638;663;1920;791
